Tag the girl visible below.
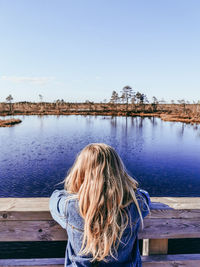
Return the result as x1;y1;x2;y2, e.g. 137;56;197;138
49;143;150;266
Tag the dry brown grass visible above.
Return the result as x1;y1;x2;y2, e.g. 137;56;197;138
0;119;22;127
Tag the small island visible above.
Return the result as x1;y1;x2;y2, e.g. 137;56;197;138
0;118;22;127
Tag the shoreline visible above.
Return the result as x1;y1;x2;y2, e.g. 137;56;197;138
0;118;22;127
1;112;200;125
0;102;200;124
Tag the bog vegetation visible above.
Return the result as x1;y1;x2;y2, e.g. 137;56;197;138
1;86;200;124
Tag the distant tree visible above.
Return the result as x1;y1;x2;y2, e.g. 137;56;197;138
120;85;135;112
120;92;126;104
55;99;61;108
135;92;140;104
85;100;94;104
120;86;134;105
177;99;185;105
6;94;13;103
6;94;13;113
135;92;148;104
135;92;148;112
110;91;119;104
152;96;158;104
39;94;43;102
152;96;158;112
171;100;175;104
178;99;187;113
159;98;166;104
131;95;136;104
103;99;107;103
143;94;149;104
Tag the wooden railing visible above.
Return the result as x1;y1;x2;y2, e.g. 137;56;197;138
0;197;200;266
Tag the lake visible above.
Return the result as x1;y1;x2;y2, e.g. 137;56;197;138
0;115;200;197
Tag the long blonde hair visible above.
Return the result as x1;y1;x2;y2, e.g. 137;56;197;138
64;143;143;262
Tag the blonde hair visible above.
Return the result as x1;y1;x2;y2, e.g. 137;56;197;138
64;143;144;262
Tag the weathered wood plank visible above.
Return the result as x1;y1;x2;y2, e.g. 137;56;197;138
0;197;200;242
139;218;200;239
149;208;200;219
142;239;168;256
149;239;168;255
0;266;62;267
0;221;67;241
2;266;61;267
1;218;200;241
1;208;200;221
0;197;199;212
142;254;200;267
0;258;64;266
0;255;200;267
1;198;200;221
0;198;49;212
0;211;51;221
150;197;200;209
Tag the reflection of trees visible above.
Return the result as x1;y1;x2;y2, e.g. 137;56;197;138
131;117;135;127
133;116;144;130
139;117;144;128
177;123;185;138
122;117;128;151
109;117;118;146
177;122;200;139
191;124;200;139
148;116;157;127
193;124;199;131
86;115;93;125
110;116;117;128
109;116;145;156
38;115;44;131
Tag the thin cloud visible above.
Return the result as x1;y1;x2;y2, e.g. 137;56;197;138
0;75;55;85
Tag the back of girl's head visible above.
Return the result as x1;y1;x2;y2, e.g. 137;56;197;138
64;143;143;262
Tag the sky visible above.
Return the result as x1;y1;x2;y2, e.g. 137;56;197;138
0;0;200;103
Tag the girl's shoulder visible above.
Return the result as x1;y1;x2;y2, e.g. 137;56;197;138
50;189;77;200
135;188;151;207
128;188;151;221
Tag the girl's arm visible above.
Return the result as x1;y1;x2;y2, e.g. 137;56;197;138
136;188;151;218
49;189;69;229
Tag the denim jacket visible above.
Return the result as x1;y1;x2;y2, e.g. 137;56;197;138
49;188;151;267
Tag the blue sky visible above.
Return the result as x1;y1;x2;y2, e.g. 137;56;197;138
0;0;200;103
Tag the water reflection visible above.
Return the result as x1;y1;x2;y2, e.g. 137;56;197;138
0;115;200;197
178;123;185;138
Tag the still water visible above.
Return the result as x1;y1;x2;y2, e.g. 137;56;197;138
0;115;200;197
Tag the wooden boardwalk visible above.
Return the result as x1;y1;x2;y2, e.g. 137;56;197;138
0;197;200;266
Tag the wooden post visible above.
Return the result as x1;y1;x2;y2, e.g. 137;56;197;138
143;238;168;256
142;239;149;256
149;239;168;255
